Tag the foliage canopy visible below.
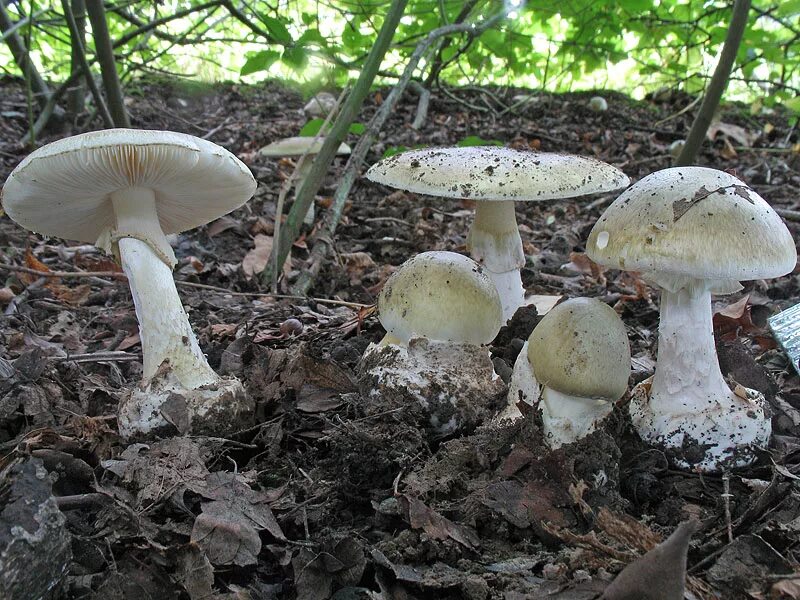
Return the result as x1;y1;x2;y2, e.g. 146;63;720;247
1;0;798;106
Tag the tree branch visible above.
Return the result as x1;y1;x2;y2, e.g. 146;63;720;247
291;7;512;295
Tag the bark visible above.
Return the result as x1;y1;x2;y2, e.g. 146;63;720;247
0;458;72;600
62;0;113;127
66;0;86;118
0;2;53;111
676;0;751;166
85;0;130;127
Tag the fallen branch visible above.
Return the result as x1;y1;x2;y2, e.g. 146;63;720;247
290;7;512;295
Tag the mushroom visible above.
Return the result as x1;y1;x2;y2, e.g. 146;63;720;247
260;136;351;225
589;96;608;112
303;92;337;117
376;250;503;347
506;298;630;447
586;166;797;471
365;147;629;321
2;128;257;437
359;251;505;436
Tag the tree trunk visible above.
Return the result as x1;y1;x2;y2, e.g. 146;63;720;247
676;0;751;166
0;2;52;111
66;0;86;119
85;0;130;127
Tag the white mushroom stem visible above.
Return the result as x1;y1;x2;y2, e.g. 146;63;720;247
540;387;613;448
111;187;219;389
633;278;771;470
650;281;734;414
467;201;525;321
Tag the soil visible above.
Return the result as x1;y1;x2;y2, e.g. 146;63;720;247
1;74;800;599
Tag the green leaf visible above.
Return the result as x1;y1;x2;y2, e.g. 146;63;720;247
457;135;503;147
349;122;365;135
240;50;280;76
282;47;308;70
382;145;408;158
298;29;328;47
259;14;292;45
299;119;326;136
784;96;800;114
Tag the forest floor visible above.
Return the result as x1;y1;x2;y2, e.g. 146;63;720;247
1;75;800;600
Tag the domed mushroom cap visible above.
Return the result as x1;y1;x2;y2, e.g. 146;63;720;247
365;146;630;201
2;129;256;242
528;297;630;400
586;167;797;281
378;251;503;345
259;136;351;157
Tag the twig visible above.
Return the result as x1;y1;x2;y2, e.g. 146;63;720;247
51;351;140;363
776;207;800;222
0;262;371;308
5;276;46;315
55;492;110;510
271;87;347;293
721;470;733;544
0;263;126;278
264;0;410;284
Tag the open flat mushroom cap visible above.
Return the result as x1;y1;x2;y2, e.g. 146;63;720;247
2;128;256;241
586;167;797;281
259;136;351;156
528;297;630;400
365;146;630;201
378;251;503;345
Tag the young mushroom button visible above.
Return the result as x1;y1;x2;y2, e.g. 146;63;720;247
366;147;630;322
507;297;631;447
359;251;505;437
586;166;797;471
2;128;257;438
377;250;503;346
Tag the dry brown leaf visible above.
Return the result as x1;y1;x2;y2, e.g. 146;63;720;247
771;578;800;599
241;234;273;279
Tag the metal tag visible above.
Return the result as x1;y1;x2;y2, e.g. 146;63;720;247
768;303;800;376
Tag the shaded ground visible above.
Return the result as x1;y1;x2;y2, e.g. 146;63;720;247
1;74;800;599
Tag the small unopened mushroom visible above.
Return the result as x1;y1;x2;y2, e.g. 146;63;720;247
587;166;797;470
366;147;629;321
359;251;504;436
589;96;608;112
376;251;503;346
506;298;630;447
303;92;337;117
2;129;257;438
260;136;351;225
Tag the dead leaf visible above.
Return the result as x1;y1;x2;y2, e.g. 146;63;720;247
771;578;800;599
191;508;262;566
241;234;273;279
714;294;760;340
707;121;758;146
398;494;480;550
117;332;141;351
207;216;242;238
175;544;215;600
483;480;567;530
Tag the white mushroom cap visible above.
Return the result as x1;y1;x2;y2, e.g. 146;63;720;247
378;251;503;345
586;167;797;285
364;146;630;201
528;297;630;400
259;136;351;157
2;129;256;242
